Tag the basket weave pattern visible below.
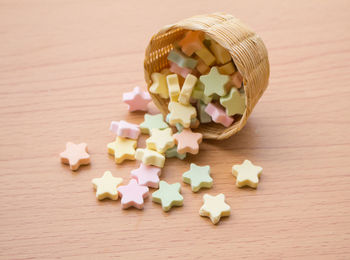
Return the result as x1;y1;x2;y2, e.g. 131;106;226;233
144;13;270;140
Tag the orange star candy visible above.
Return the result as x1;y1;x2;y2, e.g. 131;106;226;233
173;128;203;155
60;142;90;171
178;30;205;56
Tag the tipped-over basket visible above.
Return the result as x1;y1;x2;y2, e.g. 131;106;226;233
144;13;270;140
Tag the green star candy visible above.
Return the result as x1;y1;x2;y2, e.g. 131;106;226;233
140;113;168;134
182;163;213;192
152;181;183;211
165;146;186;160
220;87;246;116
199;66;230;97
191;81;212;104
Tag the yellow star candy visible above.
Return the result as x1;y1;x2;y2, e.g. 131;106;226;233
92;171;123;200
199;193;231;225
107;137;137;164
146;128;175;153
149;72;169;99
232;160;263;188
135;148;165;168
168;101;196;128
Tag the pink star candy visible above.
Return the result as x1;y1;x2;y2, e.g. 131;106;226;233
173;128;203;155
131;163;161;188
117;179;149;209
60;142;90;171
205;103;234;127
123;86;152;112
169;61;193;79
110;120;140;139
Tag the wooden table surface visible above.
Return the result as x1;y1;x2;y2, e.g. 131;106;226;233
1;0;349;259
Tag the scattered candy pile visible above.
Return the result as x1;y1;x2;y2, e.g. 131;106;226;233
59;30;263;225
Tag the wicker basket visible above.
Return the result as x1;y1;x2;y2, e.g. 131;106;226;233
144;13;270;140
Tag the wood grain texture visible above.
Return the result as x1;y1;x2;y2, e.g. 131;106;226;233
0;0;349;259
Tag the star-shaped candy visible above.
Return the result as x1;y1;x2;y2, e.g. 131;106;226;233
117;179;149;209
205;103;234;127
149;72;169;99
92;171;123;200
131;163;161;188
60;142;90;171
123;86;151;112
220;88;246;116
152;181;183;212
146;128;175;153
110;120;140;140
232;160;263;188
199;193;231;224
199;66;230;97
178;30;205;56
173;128;202;155
139;113;168;134
183;163;213;192
135;148;165;168
168;101;196;128
165;146;186;160
107;137;136;164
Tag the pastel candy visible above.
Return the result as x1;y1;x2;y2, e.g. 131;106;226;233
196;100;212;123
135;148;165;168
199;193;231;224
168;101;197;128
196;58;210;74
191;81;212;104
183;163;213;192
173;128;202;155
107;137;137;164
195;47;216;66
146;128;175;153
165;146;186;160
165;113;184;132
178;30;205;56
167;49;198;69
218;62;236;75
110;120;140;140
232;160;263;188
178;74;197;105
117;179;149;209
231;71;243;88
200;67;230;97
60;142;90;171
123;86;151;112
166;74;181;102
220;87;246;116
140;113;168;134
209;41;232;64
152;181;183;212
172;117;199;131
149;72;169;99
205;103;234;127
169;62;192;79
92;171;123;200
131;163;161;188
